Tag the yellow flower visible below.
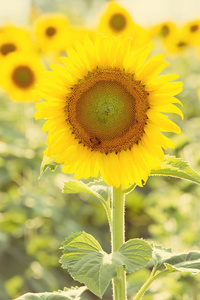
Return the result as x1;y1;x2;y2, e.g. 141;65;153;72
33;13;72;53
150;21;177;40
97;2;150;49
164;30;191;55
0;52;45;102
150;22;191;55
98;2;137;37
0;25;34;59
182;20;200;46
35;35;183;188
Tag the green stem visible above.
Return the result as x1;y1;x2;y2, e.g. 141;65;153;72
133;268;171;300
111;186;127;300
122;183;137;195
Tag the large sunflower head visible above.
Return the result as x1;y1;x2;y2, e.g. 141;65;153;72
0;25;34;59
97;2;137;37
35;35;183;188
33;13;72;52
0;51;45;102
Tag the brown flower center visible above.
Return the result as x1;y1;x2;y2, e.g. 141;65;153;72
0;43;16;56
12;65;35;88
160;25;170;37
109;13;127;32
45;26;57;37
65;68;149;154
177;41;187;48
190;24;199;32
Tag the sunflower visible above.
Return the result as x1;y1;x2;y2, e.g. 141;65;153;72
182;20;200;46
164;30;191;55
150;21;177;41
0;52;45;102
33;13;72;53
35;35;183;188
97;2;137;37
0;25;34;59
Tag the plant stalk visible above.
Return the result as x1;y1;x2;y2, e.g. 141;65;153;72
111;186;127;300
133;268;171;300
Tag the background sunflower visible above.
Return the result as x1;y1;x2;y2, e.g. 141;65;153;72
0;51;45;102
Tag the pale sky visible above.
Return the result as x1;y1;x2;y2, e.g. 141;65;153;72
0;0;200;26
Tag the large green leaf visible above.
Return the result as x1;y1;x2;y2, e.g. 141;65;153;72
14;286;87;300
153;245;200;275
39;155;58;178
60;232;152;298
150;155;200;184
63;180;107;203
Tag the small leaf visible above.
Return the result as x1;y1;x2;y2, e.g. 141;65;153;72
14;286;87;300
60;232;152;298
150;155;200;184
63;180;106;203
39;155;58;178
153;245;200;275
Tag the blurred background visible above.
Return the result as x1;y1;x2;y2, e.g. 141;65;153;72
1;0;200;299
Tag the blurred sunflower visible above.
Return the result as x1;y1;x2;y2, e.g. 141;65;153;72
97;2;136;37
150;21;177;45
35;35;183;188
33;14;72;53
164;30;191;55
0;25;34;59
97;2;150;49
182;20;200;46
0;52;45;102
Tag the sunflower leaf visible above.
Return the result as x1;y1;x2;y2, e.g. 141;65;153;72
63;180;107;203
14;286;87;300
60;232;152;298
153;245;200;275
150;155;200;184
39;155;58;178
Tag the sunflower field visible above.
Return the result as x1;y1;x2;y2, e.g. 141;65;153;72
1;0;200;300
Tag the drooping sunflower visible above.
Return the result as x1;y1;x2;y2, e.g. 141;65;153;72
35;35;183;188
0;25;34;59
0;52;45;102
33;14;72;53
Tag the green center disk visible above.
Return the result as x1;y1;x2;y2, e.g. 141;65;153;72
77;81;135;140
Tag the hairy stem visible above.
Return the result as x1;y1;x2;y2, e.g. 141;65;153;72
111;186;127;300
133;268;171;300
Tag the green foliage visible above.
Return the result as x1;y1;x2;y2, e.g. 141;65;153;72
39;155;58;178
63;180;107;203
14;286;87;300
60;232;152;298
151;155;200;185
153;245;200;275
